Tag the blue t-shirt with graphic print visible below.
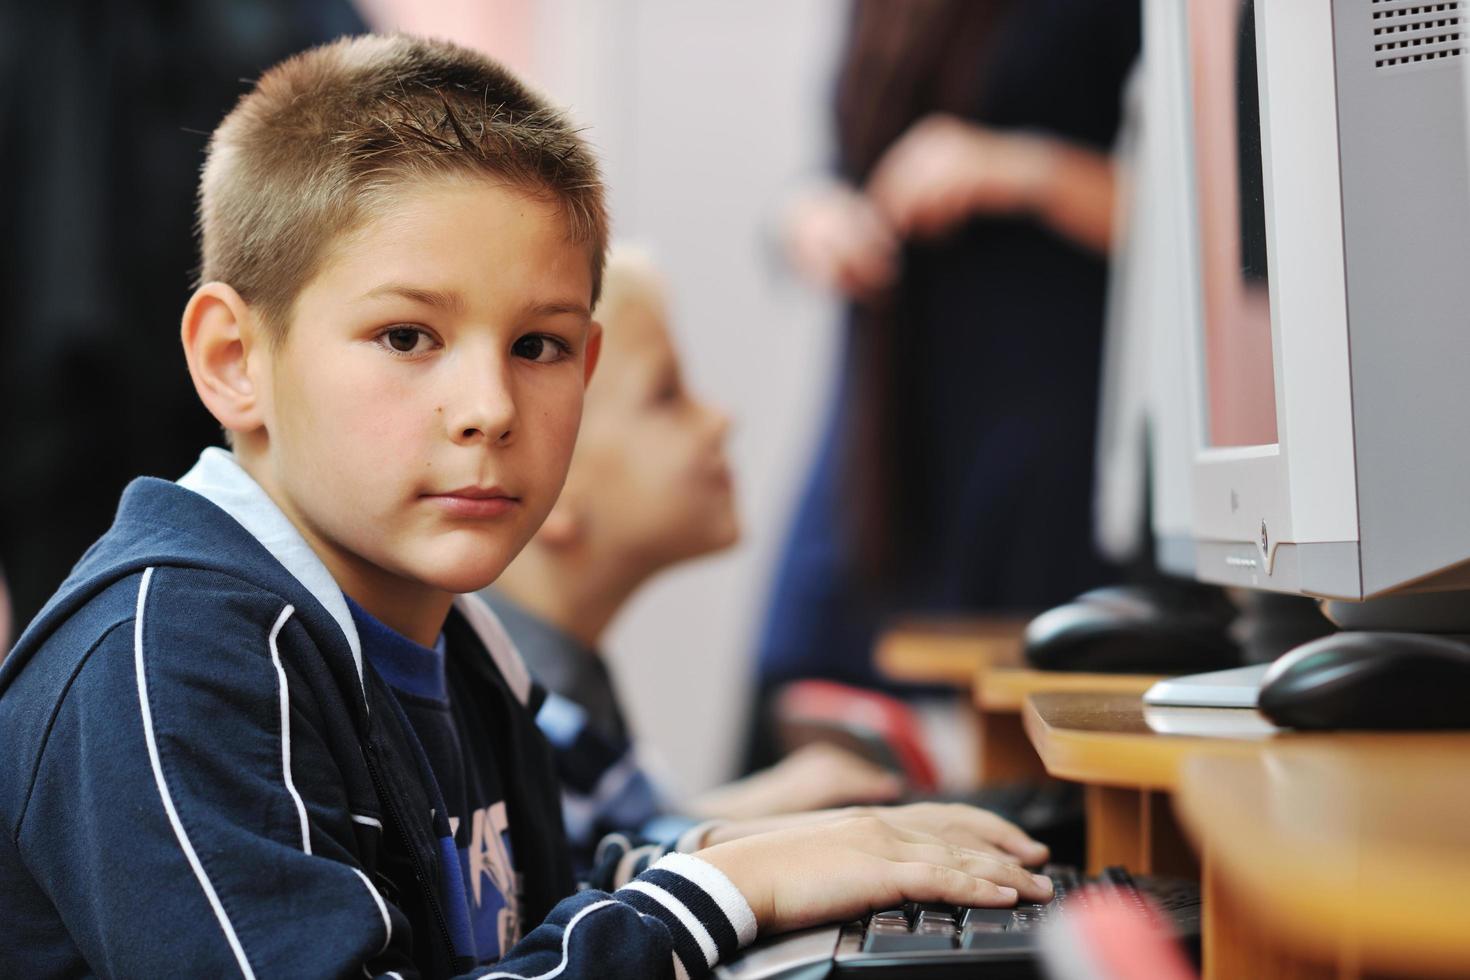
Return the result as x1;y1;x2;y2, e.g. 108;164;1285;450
347;598;519;964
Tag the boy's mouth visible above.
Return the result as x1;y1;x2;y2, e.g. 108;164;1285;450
424;485;521;519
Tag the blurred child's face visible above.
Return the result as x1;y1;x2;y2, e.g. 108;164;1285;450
251;178;598;604
569;279;737;570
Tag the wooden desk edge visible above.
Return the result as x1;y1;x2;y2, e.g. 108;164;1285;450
1021;695;1181;790
978;669;1164;713
875;622;1025;687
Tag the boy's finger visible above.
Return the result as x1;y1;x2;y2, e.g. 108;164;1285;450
977;860;1054;903
893;862;1020;909
963;809;1050;864
958;852;1052;902
902;844;1050;903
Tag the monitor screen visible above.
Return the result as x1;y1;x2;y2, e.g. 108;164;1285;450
1188;0;1278;449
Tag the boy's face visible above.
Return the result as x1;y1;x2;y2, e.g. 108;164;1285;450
248;178;598;608
568;282;737;570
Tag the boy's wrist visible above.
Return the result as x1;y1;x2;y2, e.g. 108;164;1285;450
693;838;774;932
617;851;760;971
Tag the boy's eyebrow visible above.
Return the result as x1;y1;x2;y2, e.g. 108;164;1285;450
363;283;468;313
361;285;590;321
525;300;592;320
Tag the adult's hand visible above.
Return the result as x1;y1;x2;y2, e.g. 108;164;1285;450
784;182;899;300
867;114;1056;240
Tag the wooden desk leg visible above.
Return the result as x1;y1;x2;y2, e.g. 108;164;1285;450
1085;785;1143;875
1086;788;1201;878
977;709;1049;785
1140;790;1200;879
1201;848;1338;980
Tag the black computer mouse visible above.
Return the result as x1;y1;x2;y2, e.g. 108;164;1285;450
1023;584;1241;675
1257;631;1470;730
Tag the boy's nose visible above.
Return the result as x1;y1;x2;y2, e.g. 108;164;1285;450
447;361;517;445
705;401;734;442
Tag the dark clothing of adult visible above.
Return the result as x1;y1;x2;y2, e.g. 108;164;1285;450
0;0;364;632
754;0;1139;700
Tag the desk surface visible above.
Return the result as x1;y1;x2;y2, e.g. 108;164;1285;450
1022;691;1283;790
976;668;1164;713
873;616;1027;687
1175;740;1470;977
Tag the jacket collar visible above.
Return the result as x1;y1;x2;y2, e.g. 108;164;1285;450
5;447;533;710
178;448;367;701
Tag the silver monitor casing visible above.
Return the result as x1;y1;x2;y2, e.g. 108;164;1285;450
1138;0;1203;579
1180;0;1470;602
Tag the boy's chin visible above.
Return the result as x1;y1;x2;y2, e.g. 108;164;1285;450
412;558;512;597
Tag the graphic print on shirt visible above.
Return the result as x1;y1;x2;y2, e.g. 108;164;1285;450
451;802;520;959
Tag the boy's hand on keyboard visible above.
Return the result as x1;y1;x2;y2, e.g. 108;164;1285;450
858;802;1050;866
697;801;1047;867
697;814;1054;937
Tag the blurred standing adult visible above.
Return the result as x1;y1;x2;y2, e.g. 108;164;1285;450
749;0;1139;753
0;0;363;635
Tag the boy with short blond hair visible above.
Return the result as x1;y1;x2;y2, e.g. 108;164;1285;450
0;35;1048;979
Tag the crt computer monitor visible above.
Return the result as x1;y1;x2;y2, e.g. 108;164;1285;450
1093;0;1199;581
1134;0;1202;581
1175;0;1470;605
1145;0;1470;706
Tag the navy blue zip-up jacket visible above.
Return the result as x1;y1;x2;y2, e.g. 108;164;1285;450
0;450;755;978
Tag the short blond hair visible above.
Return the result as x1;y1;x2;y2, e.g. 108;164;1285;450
198;34;608;340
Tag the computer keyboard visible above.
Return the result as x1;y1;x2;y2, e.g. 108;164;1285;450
715;864;1201;980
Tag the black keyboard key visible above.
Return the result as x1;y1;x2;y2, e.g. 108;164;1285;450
902;901;954;923
960;920;1006;937
959;928;1035;952
861;925;955;953
958;907;1015;929
914;907;957;932
1044;863;1083;895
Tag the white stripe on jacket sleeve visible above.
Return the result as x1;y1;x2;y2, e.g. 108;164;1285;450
267;604;310;854
134;567;258;980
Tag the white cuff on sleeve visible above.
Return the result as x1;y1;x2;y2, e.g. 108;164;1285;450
650;852;758;949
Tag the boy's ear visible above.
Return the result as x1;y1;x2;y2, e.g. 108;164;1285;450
583;320;603;387
536;503;582;550
181;282;267;436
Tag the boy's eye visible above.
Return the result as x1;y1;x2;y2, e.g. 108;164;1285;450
512;334;570;363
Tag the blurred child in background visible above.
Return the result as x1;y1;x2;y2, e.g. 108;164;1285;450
487;248;909;875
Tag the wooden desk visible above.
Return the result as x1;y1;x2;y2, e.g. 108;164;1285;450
872;616;1027;688
971;668;1163;784
1176;741;1470;979
1022;691;1282;877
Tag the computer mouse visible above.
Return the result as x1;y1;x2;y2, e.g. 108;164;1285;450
1023;584;1241;675
1257;631;1470;730
1073;582;1238;628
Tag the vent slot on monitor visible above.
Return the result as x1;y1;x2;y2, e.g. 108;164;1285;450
1372;1;1466;68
